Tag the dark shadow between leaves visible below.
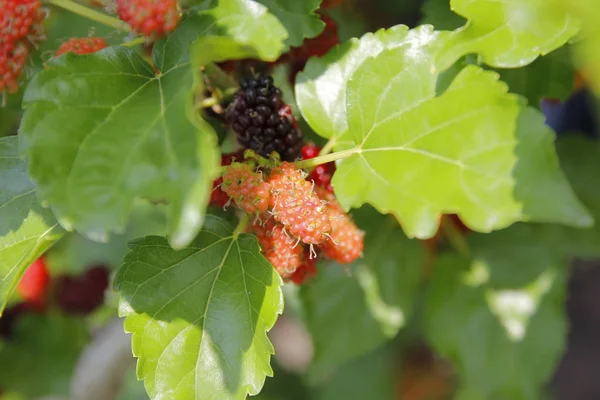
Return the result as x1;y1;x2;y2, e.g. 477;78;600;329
117;216;275;396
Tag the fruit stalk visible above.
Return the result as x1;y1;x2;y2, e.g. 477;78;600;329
47;0;131;31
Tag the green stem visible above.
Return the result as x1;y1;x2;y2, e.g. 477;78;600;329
203;63;238;92
319;138;337;157
199;97;219;109
295;149;356;169
47;0;131;32
233;214;249;238
441;218;471;258
122;37;146;47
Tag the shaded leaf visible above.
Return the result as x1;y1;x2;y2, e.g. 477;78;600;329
301;207;423;382
332;48;591;238
0;137;63;315
0;313;88;397
425;253;566;399
311;345;396;400
420;0;466;30
114;215;283;400
256;0;324;48
20;44;220;250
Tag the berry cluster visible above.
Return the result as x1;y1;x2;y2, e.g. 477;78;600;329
225;75;304;162
116;0;180;38
215;155;363;285
0;0;45;93
55;37;107;56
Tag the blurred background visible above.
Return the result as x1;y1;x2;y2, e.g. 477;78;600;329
1;0;599;399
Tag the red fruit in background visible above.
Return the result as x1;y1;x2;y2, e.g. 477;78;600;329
321;0;345;8
0;0;46;93
55;37;107;56
116;0;180;38
17;257;50;307
286;14;339;83
54;266;109;315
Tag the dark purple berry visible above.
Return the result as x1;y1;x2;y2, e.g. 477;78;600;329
225;74;304;161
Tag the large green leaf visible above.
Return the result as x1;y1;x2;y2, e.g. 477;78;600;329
20;43;219;249
437;0;580;68
331;47;591;239
425;252;566;399
114;215;283;400
256;0;324;48
296;25;450;143
301;207;423;382
0;313;89;397
188;0;288;66
0;137;63;315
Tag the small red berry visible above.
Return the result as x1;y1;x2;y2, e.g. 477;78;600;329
116;0;180;38
17;257;50;307
301;143;320;160
55;37;108;56
289;249;317;285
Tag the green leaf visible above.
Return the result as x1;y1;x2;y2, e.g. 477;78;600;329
425;252;566;399
437;0;580;68
0;313;89;397
20;44;220;250
296;25;450;143
0;137;63;315
188;0;288;67
420;0;466;31
114;215;283;400
552;136;600;257
256;0;324;48
301;207;423;382
567;0;600;94
493;46;575;106
332;48;591;238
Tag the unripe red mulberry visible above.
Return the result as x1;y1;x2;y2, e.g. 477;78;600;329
116;0;180;38
316;186;364;264
55;37;107;56
250;217;303;279
267;162;331;245
0;0;46;93
221;162;270;214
